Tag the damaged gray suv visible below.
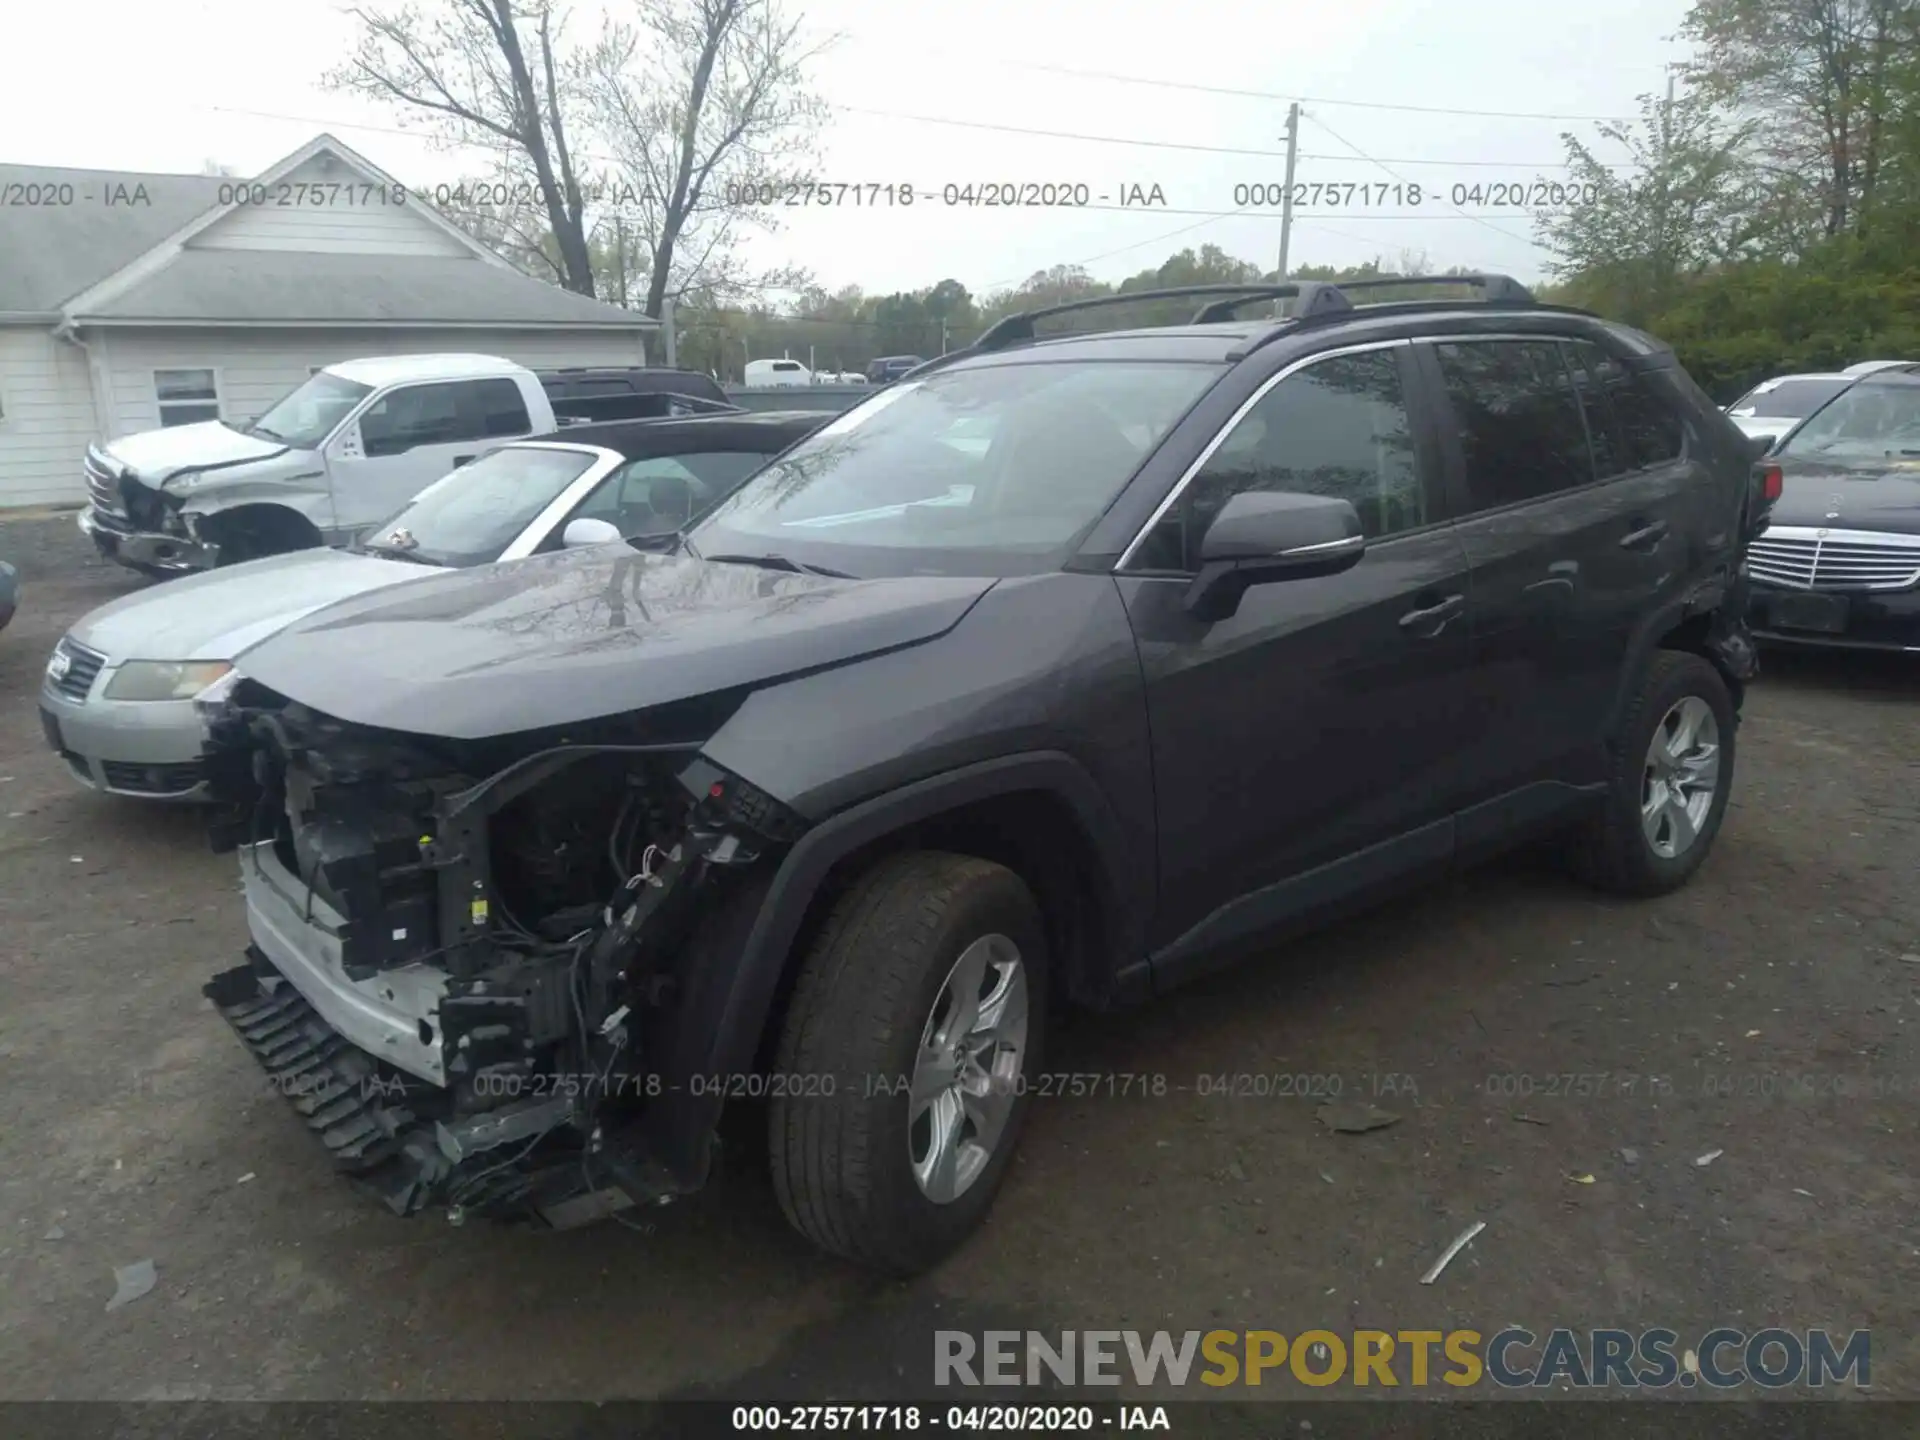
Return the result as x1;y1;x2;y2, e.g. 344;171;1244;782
198;277;1768;1274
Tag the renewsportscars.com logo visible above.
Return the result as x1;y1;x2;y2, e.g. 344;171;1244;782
934;1328;1870;1390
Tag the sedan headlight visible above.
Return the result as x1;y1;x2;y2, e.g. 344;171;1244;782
103;659;233;702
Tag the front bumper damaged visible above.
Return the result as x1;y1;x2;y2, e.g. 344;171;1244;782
78;505;216;573
196;691;800;1231
205;946;668;1226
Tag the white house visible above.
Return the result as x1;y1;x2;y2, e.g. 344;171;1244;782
0;134;656;509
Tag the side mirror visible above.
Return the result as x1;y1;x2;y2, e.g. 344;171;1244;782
1744;432;1780;459
562;517;624;549
1182;491;1366;621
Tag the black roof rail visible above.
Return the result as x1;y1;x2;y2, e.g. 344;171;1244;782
917;273;1541;373
1329;272;1534;304
971;283;1347;353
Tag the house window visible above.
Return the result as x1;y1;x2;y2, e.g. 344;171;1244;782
155;369;220;427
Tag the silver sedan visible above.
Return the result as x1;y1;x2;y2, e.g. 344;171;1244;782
38;413;824;798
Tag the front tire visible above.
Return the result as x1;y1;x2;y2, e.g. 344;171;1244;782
768;851;1048;1274
1567;650;1736;896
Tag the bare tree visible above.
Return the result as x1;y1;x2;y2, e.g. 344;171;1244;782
328;0;598;295
584;0;829;318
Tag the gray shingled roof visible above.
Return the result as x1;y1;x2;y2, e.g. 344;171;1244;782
73;248;655;327
0;165;227;313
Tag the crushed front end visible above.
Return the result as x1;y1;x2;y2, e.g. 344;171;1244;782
79;446;216;573
197;676;804;1228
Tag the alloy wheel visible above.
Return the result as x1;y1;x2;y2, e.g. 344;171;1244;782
907;933;1029;1204
1641;695;1721;860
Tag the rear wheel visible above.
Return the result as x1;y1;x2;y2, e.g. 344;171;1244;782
1567;650;1736;896
768;851;1048;1274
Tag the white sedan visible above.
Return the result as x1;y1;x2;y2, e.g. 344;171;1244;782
38;411;826;799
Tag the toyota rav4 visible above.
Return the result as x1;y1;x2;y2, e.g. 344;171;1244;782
196;276;1767;1274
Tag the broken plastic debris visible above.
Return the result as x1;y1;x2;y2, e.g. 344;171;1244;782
1744;1029;1761;1038
1900;954;1920;965
235;1173;255;1185
1566;1172;1596;1185
1420;1220;1486;1285
42;1225;64;1241
1793;1188;1815;1198
69;856;83;864
1694;1149;1724;1167
106;1259;156;1312
1619;1147;1640;1165
1317;1100;1400;1134
1318;1171;1335;1185
1683;1348;1701;1377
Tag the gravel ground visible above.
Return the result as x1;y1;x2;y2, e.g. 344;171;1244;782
1;511;1916;1405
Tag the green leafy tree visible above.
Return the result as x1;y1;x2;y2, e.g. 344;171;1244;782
1681;0;1920;241
1534;86;1761;325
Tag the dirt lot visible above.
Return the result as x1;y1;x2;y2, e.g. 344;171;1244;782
1;511;1917;1405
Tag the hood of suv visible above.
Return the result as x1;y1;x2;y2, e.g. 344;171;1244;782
68;547;432;663
1771;455;1920;534
231;543;998;739
100;421;294;484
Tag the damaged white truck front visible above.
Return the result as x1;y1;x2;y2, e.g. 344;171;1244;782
79;354;554;575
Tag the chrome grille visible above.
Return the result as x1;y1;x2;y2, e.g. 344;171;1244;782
84;451;124;515
1748;527;1920;593
47;638;107;701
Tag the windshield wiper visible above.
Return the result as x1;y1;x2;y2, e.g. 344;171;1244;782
358;543;444;566
248;423;286;442
703;551;856;579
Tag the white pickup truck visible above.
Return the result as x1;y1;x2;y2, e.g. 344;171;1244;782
78;354;736;576
80;354;556;575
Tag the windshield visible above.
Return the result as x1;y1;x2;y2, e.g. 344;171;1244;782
1729;377;1852;421
361;446;601;566
1778;384;1920;462
247;372;375;448
691;360;1223;576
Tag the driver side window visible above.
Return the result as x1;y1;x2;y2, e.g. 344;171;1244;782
552;452;762;547
359;383;466;457
1130;349;1425;573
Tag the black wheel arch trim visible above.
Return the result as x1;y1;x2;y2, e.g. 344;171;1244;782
632;749;1149;1189
1608;581;1756;744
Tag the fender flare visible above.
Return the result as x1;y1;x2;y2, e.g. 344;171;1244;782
636;750;1147;1188
1605;578;1754;744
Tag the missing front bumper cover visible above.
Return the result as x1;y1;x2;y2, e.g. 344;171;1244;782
204;954;664;1226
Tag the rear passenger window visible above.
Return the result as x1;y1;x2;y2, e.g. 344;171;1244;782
1580;346;1685;468
1131;348;1424;573
1435;339;1593;510
1565;341;1627;479
471;377;533;437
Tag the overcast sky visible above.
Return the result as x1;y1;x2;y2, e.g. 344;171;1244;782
6;0;1692;298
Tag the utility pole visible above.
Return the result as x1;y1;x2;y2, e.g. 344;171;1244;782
1277;101;1300;282
614;215;628;308
940;320;949;355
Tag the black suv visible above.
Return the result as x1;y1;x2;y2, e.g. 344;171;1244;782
197;276;1765;1274
866;354;927;383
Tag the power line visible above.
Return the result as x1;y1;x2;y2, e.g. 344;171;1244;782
208;101;1628;179
1300;111;1536;248
943;58;1638;122
830;103;1626;169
